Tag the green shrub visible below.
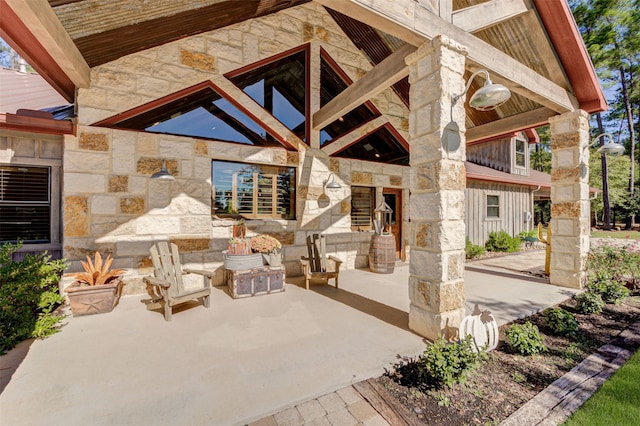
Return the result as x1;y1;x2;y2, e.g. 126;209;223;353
601;282;630;304
417;336;487;388
0;242;67;353
586;280;630;305
587;244;640;286
485;231;521;253
543;307;579;335
575;291;605;314
465;239;486;259
517;229;538;239
505;321;546;356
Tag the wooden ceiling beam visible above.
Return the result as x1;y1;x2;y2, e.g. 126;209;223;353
313;43;415;130
466;107;554;143
211;76;307;152
438;1;452;21
322;116;388;155
452;0;529;33
317;0;579;114
2;0;90;97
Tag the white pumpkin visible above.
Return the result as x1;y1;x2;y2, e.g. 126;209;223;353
460;304;499;352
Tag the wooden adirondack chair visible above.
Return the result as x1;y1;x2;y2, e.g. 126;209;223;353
143;241;213;321
300;234;342;290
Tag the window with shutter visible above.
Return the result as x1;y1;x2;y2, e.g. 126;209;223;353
0;165;51;243
351;186;374;231
212;160;295;220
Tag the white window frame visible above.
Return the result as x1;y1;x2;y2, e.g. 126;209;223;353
486;194;501;219
0;164;56;244
514;138;527;169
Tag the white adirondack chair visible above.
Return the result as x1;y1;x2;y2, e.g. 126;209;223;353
143;241;213;321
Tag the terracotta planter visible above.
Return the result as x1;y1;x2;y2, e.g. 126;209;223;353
65;278;124;316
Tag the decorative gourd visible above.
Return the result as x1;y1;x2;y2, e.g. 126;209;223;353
459;303;499;352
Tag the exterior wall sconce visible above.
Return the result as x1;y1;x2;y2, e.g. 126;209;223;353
579;133;625;178
150;160;175;180
324;173;341;190
589;133;624;231
590;133;625;156
453;69;511;111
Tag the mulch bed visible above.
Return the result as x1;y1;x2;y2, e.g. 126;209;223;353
377;293;640;425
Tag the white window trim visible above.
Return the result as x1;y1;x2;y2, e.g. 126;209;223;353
486;193;501;220
513;138;528;170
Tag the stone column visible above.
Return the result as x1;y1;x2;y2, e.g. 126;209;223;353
405;36;467;341
549;110;591;288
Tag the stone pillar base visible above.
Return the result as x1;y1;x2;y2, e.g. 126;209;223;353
549;269;585;289
408;304;466;342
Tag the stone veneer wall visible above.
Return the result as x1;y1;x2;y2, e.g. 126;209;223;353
64;3;411;294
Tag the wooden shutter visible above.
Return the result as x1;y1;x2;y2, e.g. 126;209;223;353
351;187;374;230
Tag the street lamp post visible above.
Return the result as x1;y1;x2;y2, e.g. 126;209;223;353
591;133;625;230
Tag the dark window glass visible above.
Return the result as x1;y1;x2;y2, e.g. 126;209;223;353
0;166;51;243
487;195;500;218
515;139;526;167
114;88;280;146
228;50;307;142
334;126;409;165
351;186;374;231
212;160;295;220
319;58;378;146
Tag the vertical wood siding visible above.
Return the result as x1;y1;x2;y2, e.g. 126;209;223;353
467;135;531;177
466;139;512;173
465;181;534;246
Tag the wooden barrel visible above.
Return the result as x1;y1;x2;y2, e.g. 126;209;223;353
369;234;396;274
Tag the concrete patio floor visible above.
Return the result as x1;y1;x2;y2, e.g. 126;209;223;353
0;249;577;426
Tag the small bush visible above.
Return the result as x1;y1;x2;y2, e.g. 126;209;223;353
465;239;486;259
417;336;487;388
505;321;546;356
517;229;538;239
586;280;630;305
587;244;640;286
485;231;521;253
601;281;630;304
543;307;579;335
0;242;67;353
575;291;605;314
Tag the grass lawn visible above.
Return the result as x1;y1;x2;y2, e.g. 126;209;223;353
563;349;640;425
591;230;640;240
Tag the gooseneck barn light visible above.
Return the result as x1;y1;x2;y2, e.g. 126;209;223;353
150;160;175;180
454;69;511;111
324;173;341;190
591;133;625;156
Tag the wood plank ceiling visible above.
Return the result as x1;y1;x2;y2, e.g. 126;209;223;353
48;0;311;68
47;0;574;132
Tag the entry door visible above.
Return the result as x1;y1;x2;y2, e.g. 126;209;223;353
382;188;402;260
